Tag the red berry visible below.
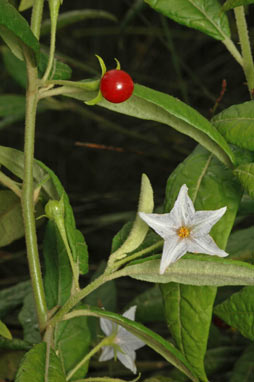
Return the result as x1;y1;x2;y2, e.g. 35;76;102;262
100;69;134;103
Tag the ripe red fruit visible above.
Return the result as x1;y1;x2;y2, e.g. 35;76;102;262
100;69;134;103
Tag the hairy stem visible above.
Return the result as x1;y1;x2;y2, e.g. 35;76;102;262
234;6;254;97
22;46;47;331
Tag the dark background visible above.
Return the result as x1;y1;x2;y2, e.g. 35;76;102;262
0;0;249;283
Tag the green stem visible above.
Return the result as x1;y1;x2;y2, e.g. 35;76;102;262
112;240;163;271
66;336;114;381
222;36;243;67
48;270;125;329
0;171;21;198
31;0;45;40
22;45;47;331
234;6;254;96
42;1;61;81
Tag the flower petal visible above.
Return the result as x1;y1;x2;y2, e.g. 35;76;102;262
118;328;145;350
117;348;137;374
160;236;188;274
139;212;174;239
191;207;227;236
99;346;114;362
170;184;195;226
123;306;137;321
100;316;113;336
187;234;229;257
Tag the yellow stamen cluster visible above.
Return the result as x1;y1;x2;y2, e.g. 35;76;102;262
177;226;190;238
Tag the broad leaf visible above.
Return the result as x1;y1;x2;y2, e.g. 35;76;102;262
234;163;254;198
68;306;199;382
212;100;254;151
226;226;254;262
0;320;12;340
15;342;66;382
214;286;254;340
55;315;91;380
222;0;254;11
41;9;117;35
161;284;215;381
43;220;73;309
18;293;41;344
66;84;235;166
159;145;241;381
229;344;254;382
0;0;39;62
0;280;31;319
0;350;25;380
145;0;231;40
128;285;164;323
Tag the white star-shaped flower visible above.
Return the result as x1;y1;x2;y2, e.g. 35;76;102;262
99;306;145;374
139;184;229;274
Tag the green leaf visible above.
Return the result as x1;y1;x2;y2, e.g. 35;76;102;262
0;350;25;380
0;190;43;247
145;0;231;40
128;285;164;323
18;293;41;344
0;337;31;351
66;84;235;167
55;315;91;380
212;100;254;151
43;220;73;309
121;255;254;286
41;9;117;35
226;226;254;262
2;48;72;88
161;284;215;381
159;144;241;381
229;344;254;382
222;0;254;12
0;146;89;276
214;286;254;340
19;0;34;11
234;163;254;198
15;342;66;382
69;306;199;382
0;320;12;340
39;161;89;276
0;94;26;118
0;0;40;62
0;281;31;319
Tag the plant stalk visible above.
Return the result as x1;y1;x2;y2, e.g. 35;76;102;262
234;6;254;97
31;0;45;40
22;45;48;331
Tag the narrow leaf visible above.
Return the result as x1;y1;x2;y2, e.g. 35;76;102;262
121;255;254;286
66;306;199;382
41;9;117;35
0;320;12;340
145;0;231;40
65;84;235;166
222;0;254;12
19;0;34;11
214;286;254;340
212;100;254;151
0;0;40;62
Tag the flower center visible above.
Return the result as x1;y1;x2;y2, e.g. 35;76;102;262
177;226;190;238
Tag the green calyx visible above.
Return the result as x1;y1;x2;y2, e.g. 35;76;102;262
85;55;121;106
